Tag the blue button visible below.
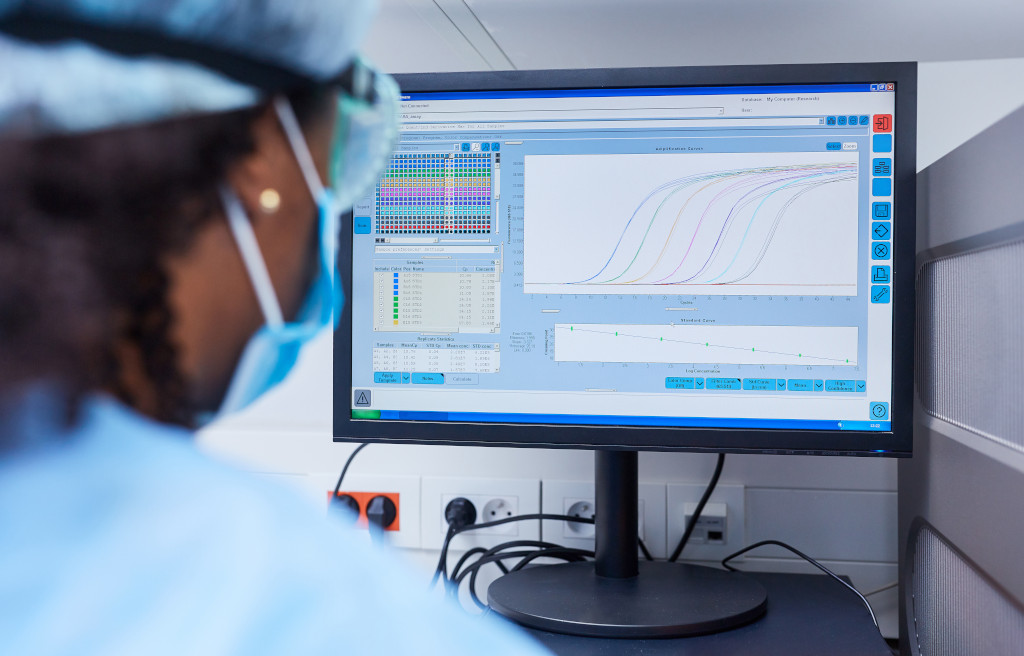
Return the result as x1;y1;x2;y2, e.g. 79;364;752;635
870;402;889;420
871;265;891;284
826;116;837;126
354;216;372;234
873;134;892;152
825;379;856;392
871;285;891;303
461;143;470;152
491;142;500;151
814;380;824;392
742;378;775;391
665;377;695;390
872;178;892;196
695;378;705;389
872;241;891;260
777;379;787;390
872;221;891;240
872;202;891;219
837;115;847;126
481;142;490;152
856;380;867;392
872;158;892;176
412;372;445;384
788;379;813;392
826;142;842;151
859;115;870;126
373;372;403;384
706;378;741;391
402;373;410;384
848;115;858;126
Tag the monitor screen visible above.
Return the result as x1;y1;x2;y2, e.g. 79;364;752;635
334;64;915;455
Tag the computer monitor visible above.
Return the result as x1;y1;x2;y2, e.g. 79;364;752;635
335;62;916;637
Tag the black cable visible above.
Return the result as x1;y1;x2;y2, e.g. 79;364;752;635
638;537;654;561
450;541;565;584
462;550;550;609
439;512;653;609
430;513;597;591
669;453;726;562
508;547;592;573
722;539;879;629
331;442;368;500
462;547;594;609
429;526;456;590
449;547;492;582
455;512;594;535
453;541;590;585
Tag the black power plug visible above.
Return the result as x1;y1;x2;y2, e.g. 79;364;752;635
444;497;477;531
366;495;398;529
367;495;398;545
330;493;360;524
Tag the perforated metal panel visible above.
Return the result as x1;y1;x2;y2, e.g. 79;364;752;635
909;525;1024;656
917;239;1024;453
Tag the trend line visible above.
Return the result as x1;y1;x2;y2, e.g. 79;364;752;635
559;325;853;365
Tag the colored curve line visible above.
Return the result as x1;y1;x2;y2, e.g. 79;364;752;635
573;162;855;286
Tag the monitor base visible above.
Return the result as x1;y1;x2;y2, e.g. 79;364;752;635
487;560;767;638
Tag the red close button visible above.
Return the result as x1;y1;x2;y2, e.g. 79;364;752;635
873;114;892;133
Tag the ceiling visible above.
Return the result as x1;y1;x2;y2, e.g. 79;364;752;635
364;0;1024;73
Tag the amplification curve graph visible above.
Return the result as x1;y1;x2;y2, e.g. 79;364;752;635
524;152;859;295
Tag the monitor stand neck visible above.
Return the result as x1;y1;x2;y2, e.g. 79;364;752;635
486;448;768;638
595;450;639;579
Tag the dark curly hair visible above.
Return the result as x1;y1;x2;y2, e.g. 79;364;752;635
0;89;329;430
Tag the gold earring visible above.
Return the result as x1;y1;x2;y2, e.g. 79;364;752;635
258;188;281;214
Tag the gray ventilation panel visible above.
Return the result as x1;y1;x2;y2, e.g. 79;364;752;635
909;524;1024;656
917;239;1024;453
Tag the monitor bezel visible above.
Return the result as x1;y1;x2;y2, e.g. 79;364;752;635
333;62;916;457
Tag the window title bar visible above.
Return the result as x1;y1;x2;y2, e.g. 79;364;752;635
401;83;885;102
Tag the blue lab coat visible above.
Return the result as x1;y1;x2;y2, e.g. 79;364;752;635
0;393;550;655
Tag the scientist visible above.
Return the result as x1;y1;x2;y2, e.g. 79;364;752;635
0;1;549;654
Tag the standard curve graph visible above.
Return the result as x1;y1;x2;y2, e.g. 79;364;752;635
554;323;859;367
525;152;859;296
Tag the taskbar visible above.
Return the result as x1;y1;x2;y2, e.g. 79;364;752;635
350;409;890;432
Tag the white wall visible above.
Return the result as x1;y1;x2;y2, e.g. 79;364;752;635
199;1;1024;639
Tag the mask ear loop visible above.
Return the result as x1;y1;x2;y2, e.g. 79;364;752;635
273;96;327;201
272;95;339;272
219;185;285;330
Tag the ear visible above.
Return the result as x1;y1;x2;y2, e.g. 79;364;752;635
223;104;309;225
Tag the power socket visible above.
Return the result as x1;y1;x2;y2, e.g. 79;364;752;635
306;473;421;549
422;477;540;552
542;480;668;559
564;499;596;538
440;493;519;536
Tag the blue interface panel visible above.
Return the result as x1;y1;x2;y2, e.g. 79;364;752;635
349;83;898;432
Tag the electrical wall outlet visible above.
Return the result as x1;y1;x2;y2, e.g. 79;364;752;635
682;501;728;545
325;490;401;531
439;493;519;536
307;473;421;549
422;477;540;552
541;480;668;559
667;483;744;562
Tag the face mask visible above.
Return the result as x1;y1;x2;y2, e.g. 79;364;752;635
202;62;398;424
211;184;341;419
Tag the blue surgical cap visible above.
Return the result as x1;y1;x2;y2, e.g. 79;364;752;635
0;0;376;137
